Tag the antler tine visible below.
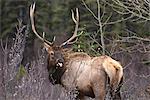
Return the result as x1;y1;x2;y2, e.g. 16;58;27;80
60;8;80;47
30;3;53;45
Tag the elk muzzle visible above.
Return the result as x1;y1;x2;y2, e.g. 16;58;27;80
56;58;64;67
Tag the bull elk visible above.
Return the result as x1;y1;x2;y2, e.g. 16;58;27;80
30;3;123;100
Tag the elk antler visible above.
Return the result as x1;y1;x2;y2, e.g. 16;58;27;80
30;3;53;45
60;8;80;47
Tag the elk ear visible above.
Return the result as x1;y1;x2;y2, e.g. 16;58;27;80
44;42;51;52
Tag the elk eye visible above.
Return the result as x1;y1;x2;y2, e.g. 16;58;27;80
50;51;54;55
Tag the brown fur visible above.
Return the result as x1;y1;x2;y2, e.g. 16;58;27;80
47;48;123;100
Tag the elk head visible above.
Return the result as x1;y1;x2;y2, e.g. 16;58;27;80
30;3;80;69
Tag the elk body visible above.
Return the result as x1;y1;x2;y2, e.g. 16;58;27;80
46;49;123;100
30;3;123;100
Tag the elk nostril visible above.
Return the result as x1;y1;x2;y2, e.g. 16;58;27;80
59;59;64;63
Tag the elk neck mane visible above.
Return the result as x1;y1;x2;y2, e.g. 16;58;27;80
63;51;91;63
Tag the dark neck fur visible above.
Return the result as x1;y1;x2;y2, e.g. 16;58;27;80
47;64;66;85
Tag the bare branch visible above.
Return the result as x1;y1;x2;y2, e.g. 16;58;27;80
108;0;150;21
96;0;105;55
82;0;98;20
116;36;150;42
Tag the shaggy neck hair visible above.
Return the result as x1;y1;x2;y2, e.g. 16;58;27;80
49;66;66;84
47;55;66;85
